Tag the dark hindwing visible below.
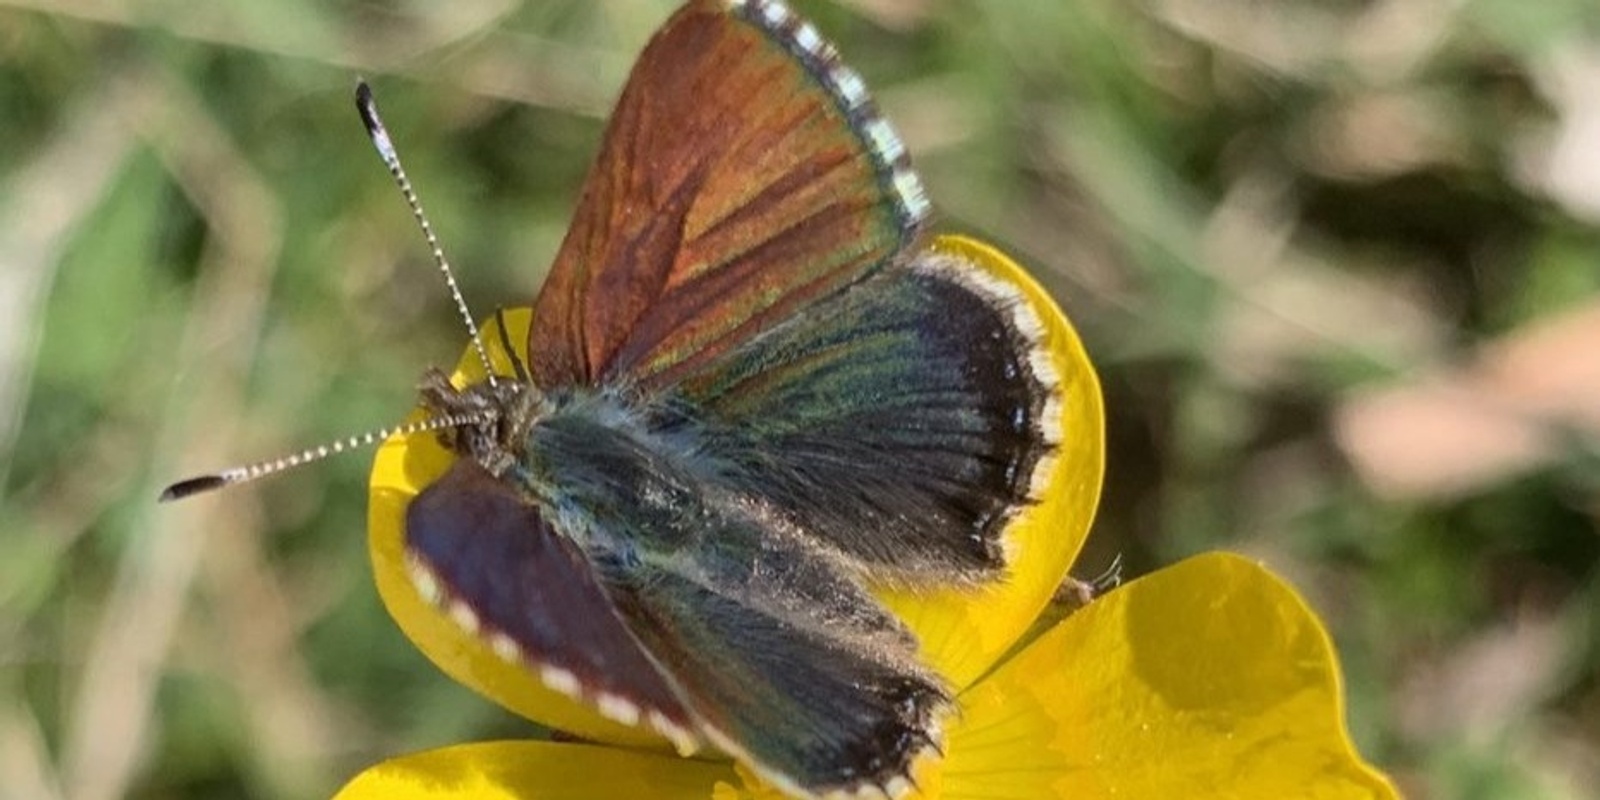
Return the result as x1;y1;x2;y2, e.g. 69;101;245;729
601;550;948;798
677;249;1061;583
403;460;700;751
529;0;929;391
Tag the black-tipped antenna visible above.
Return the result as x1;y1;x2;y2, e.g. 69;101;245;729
158;412;492;502
355;80;498;388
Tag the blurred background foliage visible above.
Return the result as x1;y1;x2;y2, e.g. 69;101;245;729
2;0;1598;798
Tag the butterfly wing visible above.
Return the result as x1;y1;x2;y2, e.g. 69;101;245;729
529;0;929;390
675;244;1064;582
404;459;702;754
598;545;947;799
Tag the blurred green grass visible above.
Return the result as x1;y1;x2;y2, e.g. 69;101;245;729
3;1;1599;798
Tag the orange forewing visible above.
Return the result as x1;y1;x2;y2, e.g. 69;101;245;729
529;0;920;390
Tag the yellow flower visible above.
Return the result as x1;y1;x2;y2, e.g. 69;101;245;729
340;236;1397;800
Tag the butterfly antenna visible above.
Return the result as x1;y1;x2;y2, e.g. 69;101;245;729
158;412;493;502
354;80;499;388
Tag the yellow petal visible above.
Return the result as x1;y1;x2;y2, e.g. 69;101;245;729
943;553;1398;800
368;234;1104;746
333;741;736;800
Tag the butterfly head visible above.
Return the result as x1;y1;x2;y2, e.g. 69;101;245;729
417;367;548;478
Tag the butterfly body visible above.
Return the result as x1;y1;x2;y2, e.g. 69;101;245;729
397;1;1066;797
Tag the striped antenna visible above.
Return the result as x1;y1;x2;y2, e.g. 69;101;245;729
161;83;504;504
355;80;498;387
158;412;493;502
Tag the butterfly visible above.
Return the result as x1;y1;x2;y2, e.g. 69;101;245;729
170;1;1067;797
